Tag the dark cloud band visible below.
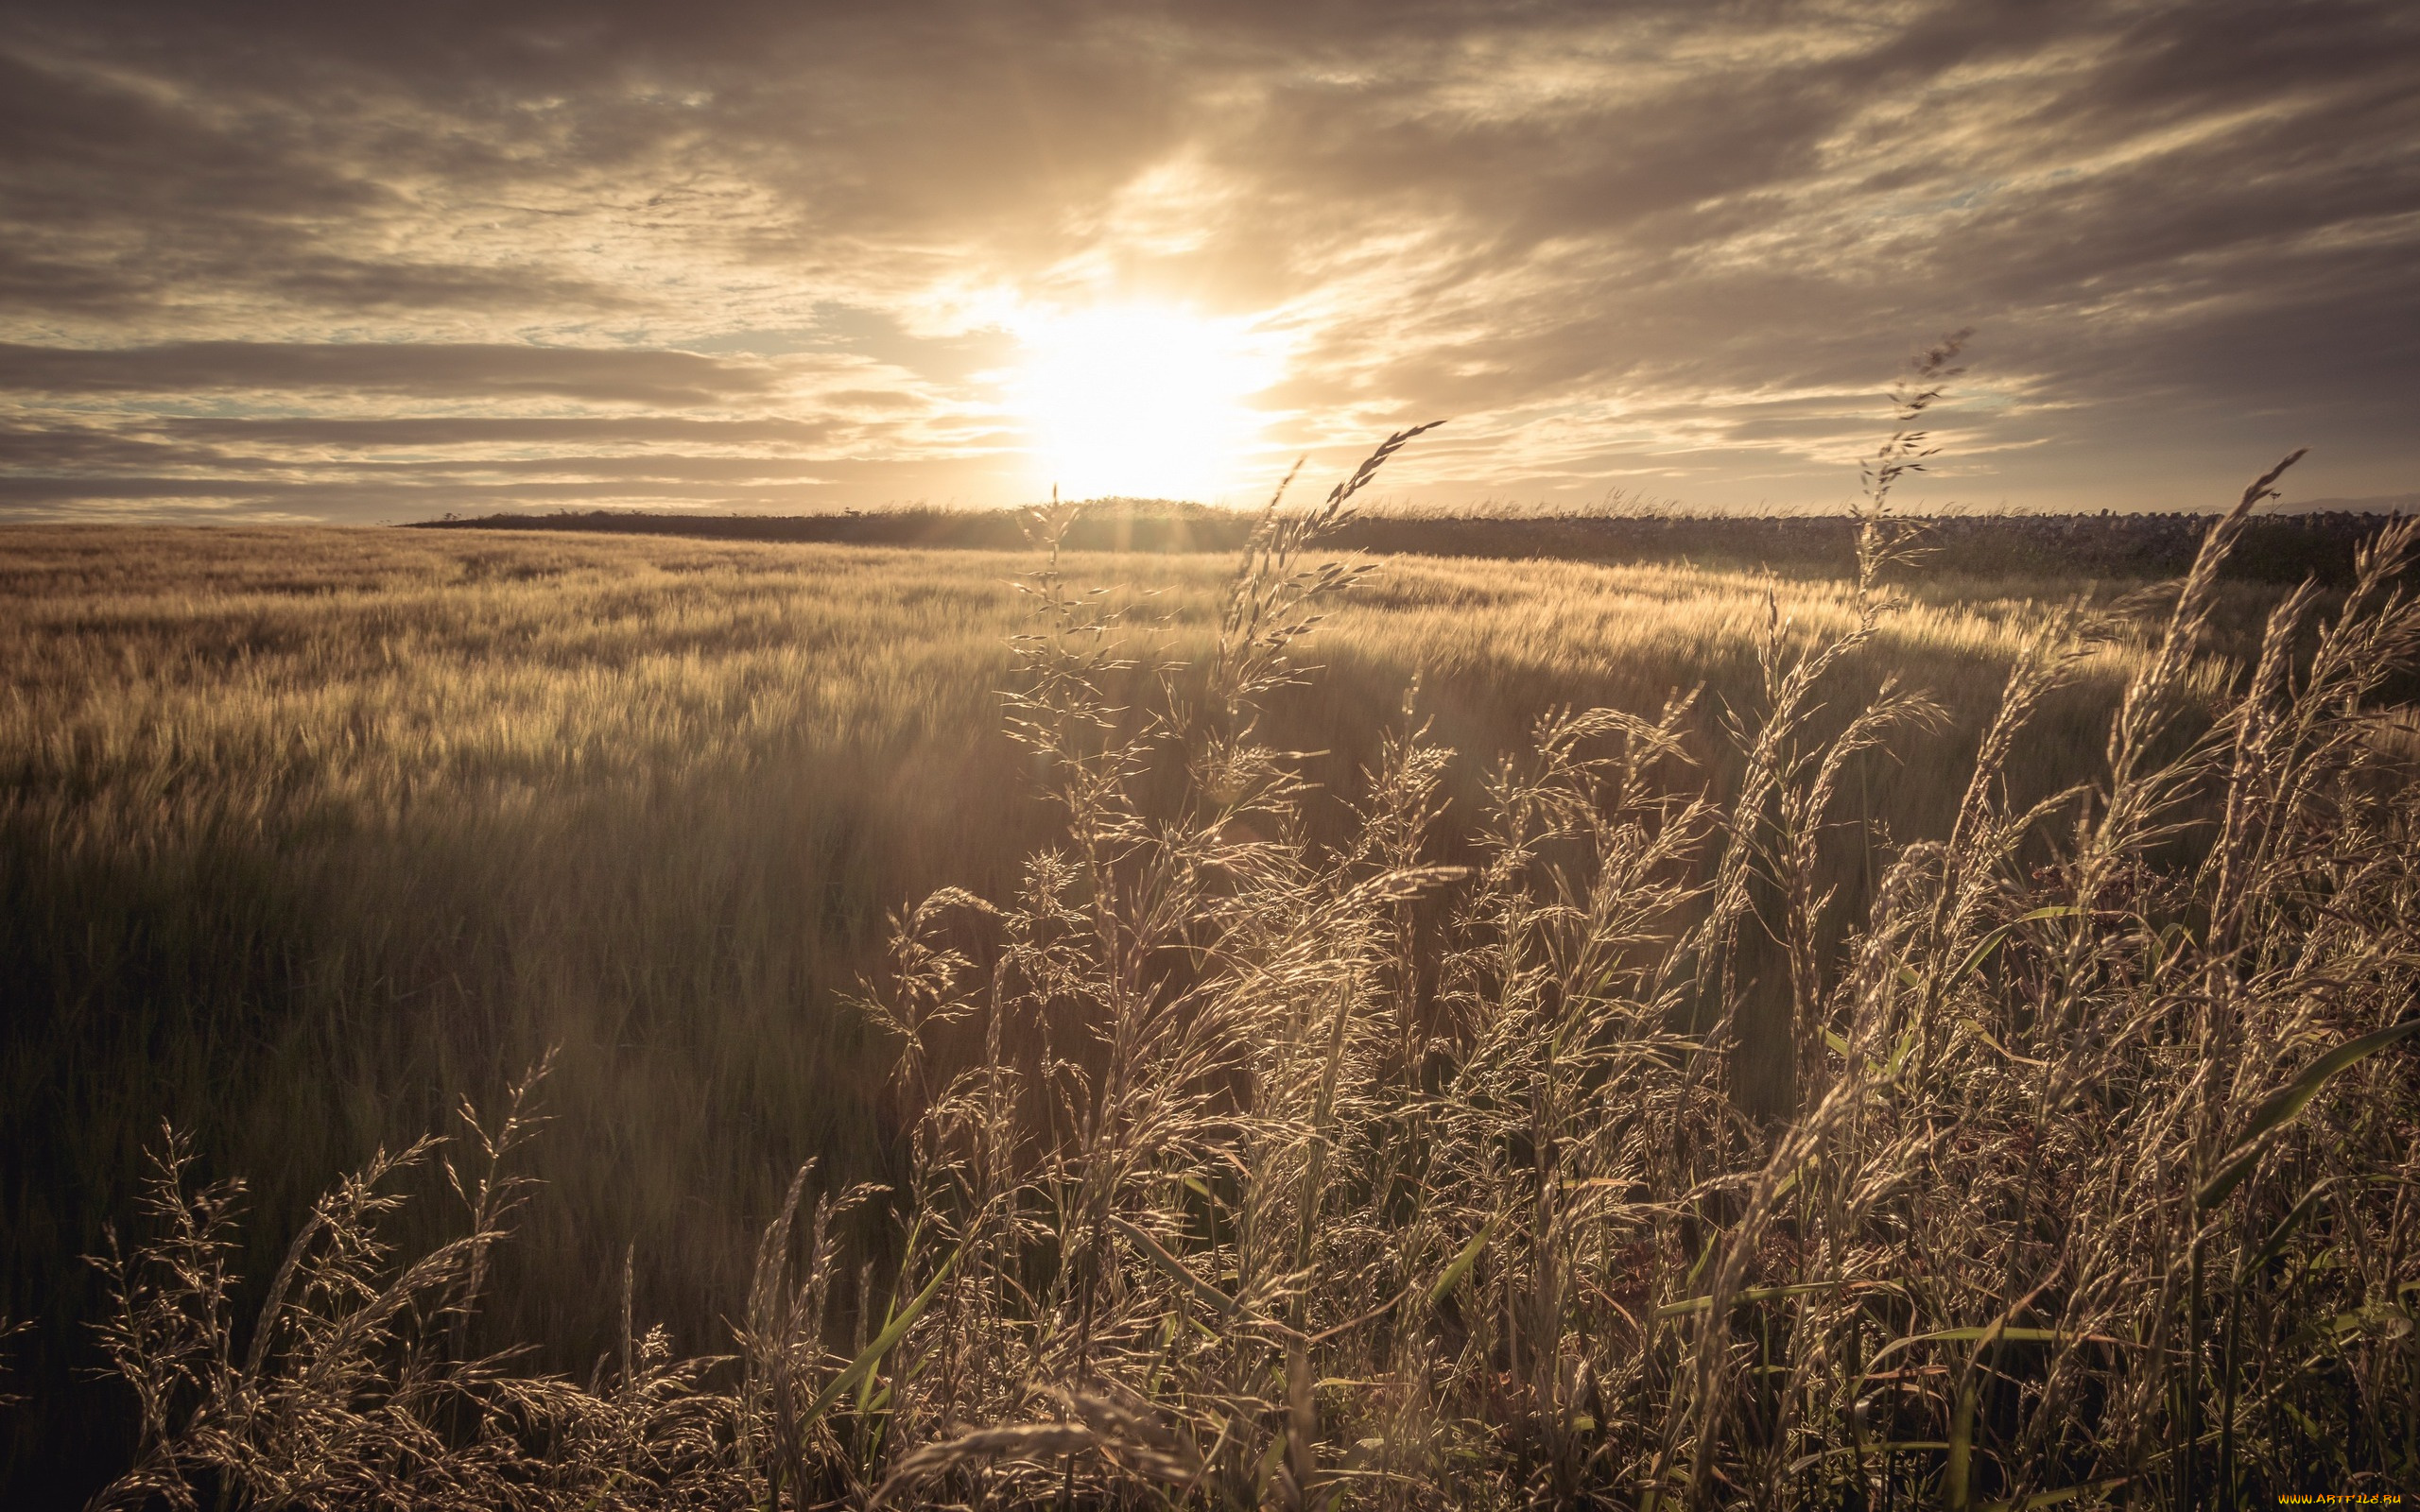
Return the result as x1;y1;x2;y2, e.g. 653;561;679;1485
0;343;784;406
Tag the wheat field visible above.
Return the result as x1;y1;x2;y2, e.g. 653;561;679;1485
5;455;2416;1503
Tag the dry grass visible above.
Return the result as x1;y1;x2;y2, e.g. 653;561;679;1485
6;422;2417;1504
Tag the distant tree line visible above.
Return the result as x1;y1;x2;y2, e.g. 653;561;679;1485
406;501;2413;584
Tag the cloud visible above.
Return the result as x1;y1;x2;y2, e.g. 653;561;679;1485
0;0;2413;518
0;343;788;406
139;416;852;448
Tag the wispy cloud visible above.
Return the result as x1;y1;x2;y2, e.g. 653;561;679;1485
0;343;788;404
2;0;2412;519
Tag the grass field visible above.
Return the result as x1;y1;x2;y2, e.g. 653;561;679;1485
412;498;2413;590
5;486;2416;1503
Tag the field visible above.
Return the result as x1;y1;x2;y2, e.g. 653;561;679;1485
4;488;2417;1504
416;500;2409;589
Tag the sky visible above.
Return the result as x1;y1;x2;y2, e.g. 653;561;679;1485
0;0;2414;522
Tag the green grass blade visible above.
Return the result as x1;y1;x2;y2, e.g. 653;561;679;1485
1863;1326;2120;1376
2198;1019;2420;1210
1426;1212;1503;1310
1974;1472;2133;1511
1654;1280;1847;1320
2238;1178;2332;1280
1950;905;2079;988
800;1244;960;1431
1947;1374;1978;1510
1113;1213;1242;1319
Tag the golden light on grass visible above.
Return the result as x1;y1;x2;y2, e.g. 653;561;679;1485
24;434;2420;1505
1007;302;1278;501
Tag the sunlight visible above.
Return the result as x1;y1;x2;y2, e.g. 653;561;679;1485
1008;303;1278;502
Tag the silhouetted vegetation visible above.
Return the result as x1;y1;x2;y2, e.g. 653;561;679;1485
413;501;2415;586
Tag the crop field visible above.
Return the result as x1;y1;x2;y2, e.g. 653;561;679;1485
4;480;2417;1503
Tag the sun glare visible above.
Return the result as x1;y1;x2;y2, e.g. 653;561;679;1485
1009;304;1278;502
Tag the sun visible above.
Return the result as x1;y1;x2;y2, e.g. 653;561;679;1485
1008;303;1278;502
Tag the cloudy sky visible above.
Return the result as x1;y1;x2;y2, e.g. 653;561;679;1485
1;0;2414;521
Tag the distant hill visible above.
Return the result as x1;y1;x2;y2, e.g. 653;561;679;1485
406;502;2418;585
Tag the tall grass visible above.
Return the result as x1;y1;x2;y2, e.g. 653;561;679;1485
10;416;2418;1503
3;519;2162;1439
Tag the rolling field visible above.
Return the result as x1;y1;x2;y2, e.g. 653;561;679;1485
4;509;2416;1504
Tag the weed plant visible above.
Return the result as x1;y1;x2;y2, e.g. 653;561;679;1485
52;379;2420;1509
46;362;2420;1507
5;500;2186;1480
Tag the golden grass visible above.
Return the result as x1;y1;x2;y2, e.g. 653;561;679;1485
5;497;2406;1503
0;533;2169;1307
